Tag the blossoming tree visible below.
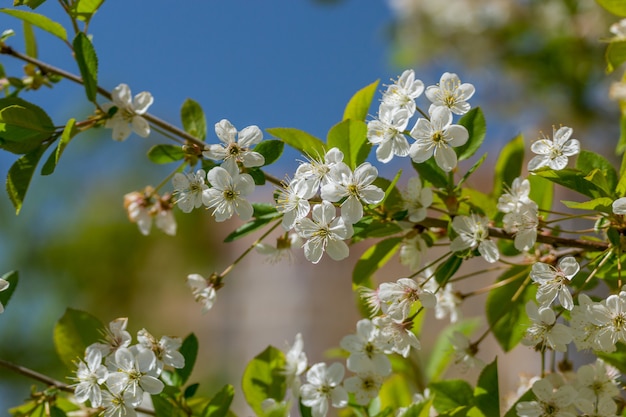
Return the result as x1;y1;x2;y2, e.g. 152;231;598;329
3;1;626;416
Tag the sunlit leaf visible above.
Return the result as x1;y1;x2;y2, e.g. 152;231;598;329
73;32;98;102
148;144;185;164
266;127;326;158
0;97;55;154
70;0;105;22
181;98;207;140
492;134;524;198
596;0;626;17
343;80;379;122
255;140;284;167
353;237;402;285
242;345;286;415
429;379;474;413
6;144;49;214
202;384;235;417
326;119;369;169
173;333;198;387
473;359;499;417
0;8;67;40
53;308;105;370
42;118;79;175
456;107;486;161
606;39;626;73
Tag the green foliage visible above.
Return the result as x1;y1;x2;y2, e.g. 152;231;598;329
378;373;417;411
6;144;49;214
255;140;285;166
502;388;533;417
472;360;499;417
70;0;105;22
73;33;98;102
429;379;475;415
326;119;369;169
0;97;55;154
0;270;19;312
412;159;449;189
343;80;379;122
266;127;326;158
0;8;67;41
242;345;286;416
434;255;462;286
148;144;186;164
485;266;534;352
23;21;37;58
492;134;524;198
527;174;553;213
12;0;47;9
202;384;235;417
606;40;626;73
533;168;607;199
425;318;481;382
181;98;207;140
456;107;486;161
562;197;614;213
596;0;626;17
596;342;626;374
352;237;402;285
224;204;281;242
53;308;105;370
172;333;199;387
41;118;79;175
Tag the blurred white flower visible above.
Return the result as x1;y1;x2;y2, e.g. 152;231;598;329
187;273;218;313
172;169;208;213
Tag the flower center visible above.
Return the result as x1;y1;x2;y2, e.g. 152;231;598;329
223;189;238;201
432;131;445;143
227;143;242;157
347;184;360;197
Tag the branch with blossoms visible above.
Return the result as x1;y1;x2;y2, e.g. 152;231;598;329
4;1;626;417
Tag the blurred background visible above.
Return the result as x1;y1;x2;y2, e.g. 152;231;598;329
0;0;622;413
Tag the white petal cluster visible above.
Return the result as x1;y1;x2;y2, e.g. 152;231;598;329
282;333;308;396
299;362;348;417
203;119;265;174
255;233;302;264
202;166;255;222
522;301;572;352
367;104;411;163
516;376;577;417
401;176;433;223
103;83;153;141
450;213;499;263
187;273;218;313
72;318;184;414
124;188;177;236
498;177;538;251
399;234;428;272
172;169;209;213
425;72;475;115
340;319;392;376
528;126;580;171
530;256;579;311
381;69;424;116
377;277;436;320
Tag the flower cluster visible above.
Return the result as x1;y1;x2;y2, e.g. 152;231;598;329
71;318;184;416
124;187;176;236
367;70;473;172
497;177;539;252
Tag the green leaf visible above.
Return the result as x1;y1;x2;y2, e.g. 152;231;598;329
485;266;534;352
73;33;98;102
343;80;379;122
502;388;533;417
352;237;402;285
492;134;524;198
533;168;606;199
596;342;626;374
23;21;37;58
266;127;326;158
6;144;48;214
596;0;626;16
42;118;78;175
148;144;186;164
224;205;280;242
0;271;18;313
456;153;486;190
53;308;105;370
425;318;481;381
49;406;67;417
0;97;55;154
152;394;183;417
618;115;626;156
473;359;499;417
242;345;286;416
429;379;474;414
378;373;416;411
434;255;462;285
0;8;67;41
576;150;618;196
255;140;284;167
562;197;614;213
456;107;486;161
527;175;553;213
326;119;369;169
412;158;449;189
13;0;47;9
606;39;626;73
202;384;235;417
181;98;206;140
173;333;198;387
70;0;105;22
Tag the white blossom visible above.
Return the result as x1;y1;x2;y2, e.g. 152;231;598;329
522;302;572;352
399;234;428;272
73;347;108;407
377;278;436;321
294;148;344;195
202;166;255;222
255;233;302;264
611;197;626;215
373;315;421;357
340;318;392;376
89;318;132;358
402;177;433;222
570;294;605;351
136;329;185;373
530;256;579;311
321;162;384;224
425;72;475;115
502;202;538;252
172;169;208;213
187;273;218;313
101;391;137;417
409;106;469;172
123;190;177;236
381;69;424;116
300;362;348;417
295;201;353;264
283;333;308;396
449;331;484;372
610;19;626;39
103;83;152;141
367;104;411;163
497;177;533;214
575;359;620;405
450;214;499;263
343;372;384;405
528;126;580;171
594;292;626;352
106;348;164;406
202;119;264;173
515;377;577;417
424;278;462;323
275;178;314;230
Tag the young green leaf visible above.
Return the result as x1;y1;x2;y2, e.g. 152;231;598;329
562;197;614;213
53;308;105;370
492;134;524;198
434;255;462;285
326;119;369;169
13;0;48;9
411;159;449;189
202;384;235;417
485;265;534;352
352;237;402;285
576;150;618;196
425;318;481;382
224;205;281;242
42;118;79;175
148;144;186;164
173;333;199;387
0;97;55;154
597;0;626;17
254;139;284;166
242;345;286;416
606;39;626;73
6;144;49;214
533;168;606;199
73;32;98;102
266;127;326;158
181;98;207;140
70;0;105;22
428;379;475;414
455;107;486;161
0;271;18;313
23;21;37;58
473;359;499;417
527;174;553;213
0;8;67;41
343;80;379;122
